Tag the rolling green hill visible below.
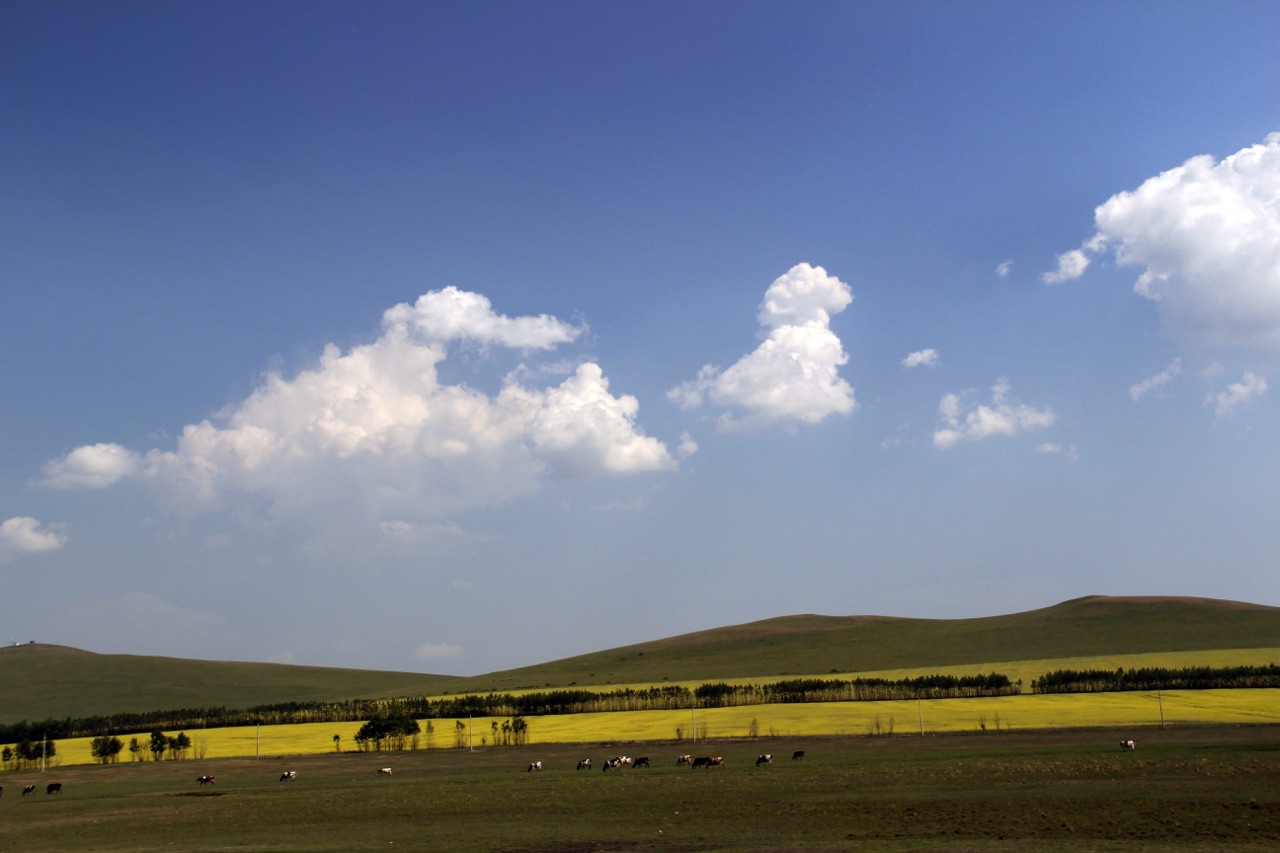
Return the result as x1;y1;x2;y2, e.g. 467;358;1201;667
449;595;1280;692
0;643;464;726
4;596;1279;725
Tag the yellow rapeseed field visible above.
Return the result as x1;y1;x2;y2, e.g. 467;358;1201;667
52;687;1280;768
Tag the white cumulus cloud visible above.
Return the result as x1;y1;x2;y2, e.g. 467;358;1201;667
902;348;940;369
1207;371;1268;417
1047;133;1280;360
933;379;1055;449
1042;248;1092;284
668;263;855;430
41;442;141;489
0;517;68;561
41;288;674;526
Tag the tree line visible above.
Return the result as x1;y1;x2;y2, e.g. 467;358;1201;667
1031;663;1280;694
0;673;1019;744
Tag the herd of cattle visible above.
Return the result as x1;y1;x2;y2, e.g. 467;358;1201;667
528;749;807;773
0;740;1141;797
0;783;62;796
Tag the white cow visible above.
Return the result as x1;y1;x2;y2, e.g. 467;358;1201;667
378;767;393;775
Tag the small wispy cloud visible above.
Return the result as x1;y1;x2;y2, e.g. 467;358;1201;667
1207;372;1267;417
1129;358;1182;401
902;348;940;369
933;379;1055;449
414;642;463;661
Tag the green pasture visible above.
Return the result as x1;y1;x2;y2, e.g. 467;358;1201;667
3;727;1278;852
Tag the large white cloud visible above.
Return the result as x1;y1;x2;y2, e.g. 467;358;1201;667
41;289;674;523
0;516;68;561
668;263;855;430
933;379;1055;449
1046;133;1280;361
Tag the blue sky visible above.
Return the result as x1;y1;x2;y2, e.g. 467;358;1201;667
3;1;1278;675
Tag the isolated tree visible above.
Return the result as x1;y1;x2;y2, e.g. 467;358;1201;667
424;720;434;750
91;735;124;764
333;733;341;752
453;719;466;749
149;730;168;761
129;737;143;762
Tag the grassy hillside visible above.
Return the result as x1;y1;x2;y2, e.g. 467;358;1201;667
449;595;1280;692
4;596;1279;725
0;643;464;725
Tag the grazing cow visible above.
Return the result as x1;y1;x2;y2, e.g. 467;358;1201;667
792;750;806;761
526;761;543;772
690;756;713;768
22;785;36;796
708;757;725;767
676;754;692;765
197;775;216;785
1121;739;1137;751
756;753;773;766
576;758;591;770
46;783;62;795
378;768;393;775
633;756;650;768
602;757;623;771
279;771;297;782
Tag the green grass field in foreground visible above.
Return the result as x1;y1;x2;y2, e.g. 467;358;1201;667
3;727;1278;852
45;687;1280;767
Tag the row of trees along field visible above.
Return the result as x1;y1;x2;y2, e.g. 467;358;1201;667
1031;663;1280;693
0;673;1017;743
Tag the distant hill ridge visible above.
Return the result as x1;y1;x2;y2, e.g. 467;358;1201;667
3;596;1278;725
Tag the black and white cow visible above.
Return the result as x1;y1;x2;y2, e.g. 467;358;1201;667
22;785;36;796
1121;739;1136;751
526;761;543;772
279;771;297;781
576;758;592;770
755;753;772;766
676;754;692;765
